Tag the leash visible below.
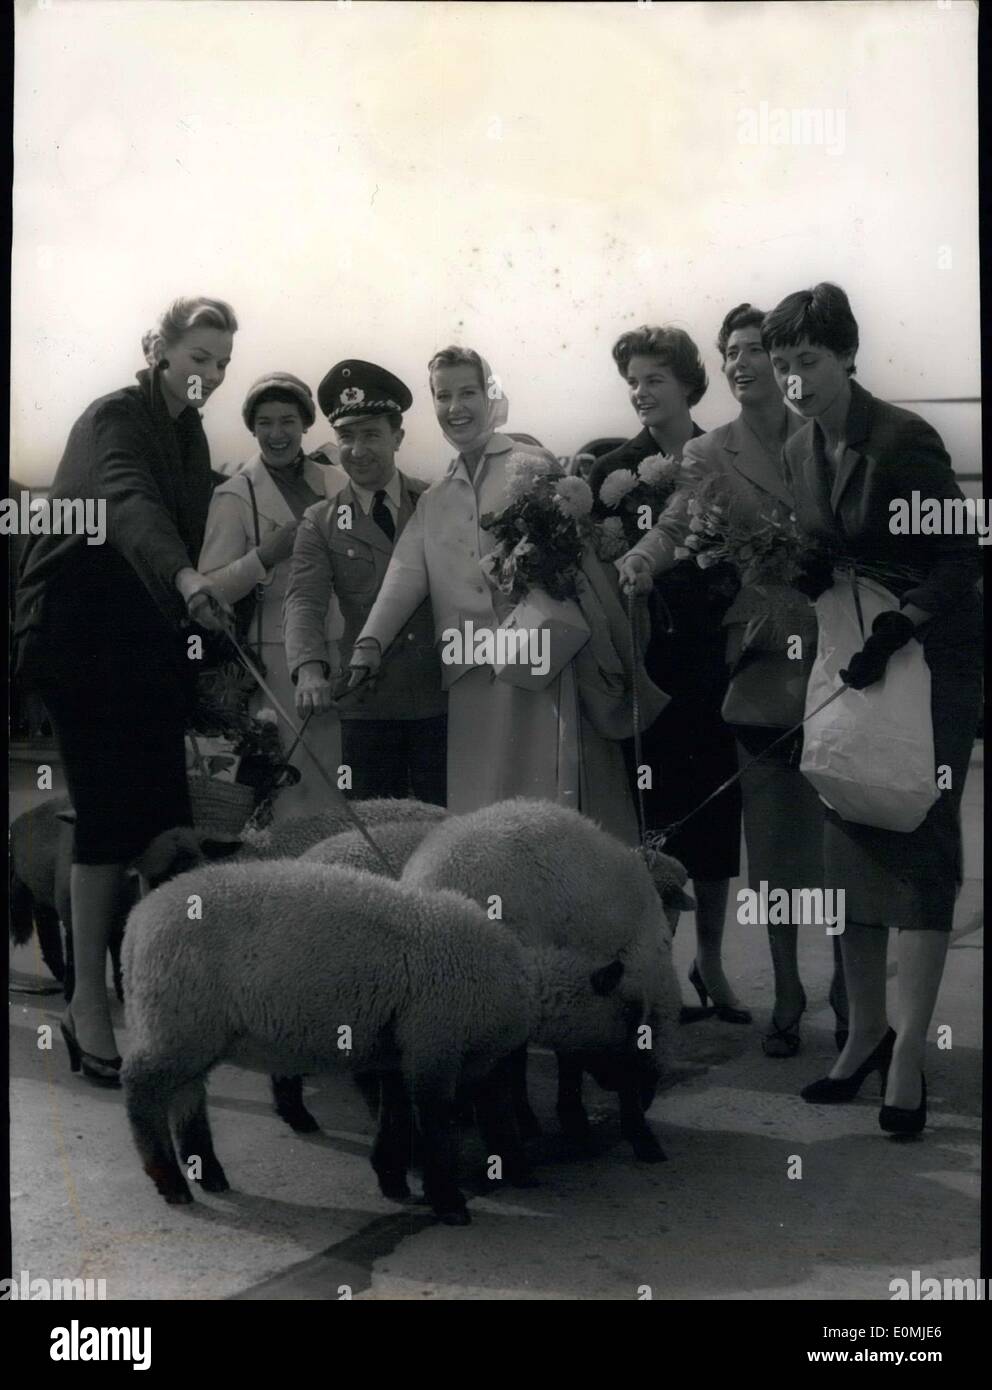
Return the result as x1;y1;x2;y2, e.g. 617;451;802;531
643;681;849;853
626;589;649;843
200;601;397;876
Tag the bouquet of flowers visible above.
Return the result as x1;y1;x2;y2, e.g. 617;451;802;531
593;453;683;559
674;473;808;587
480;452;595;602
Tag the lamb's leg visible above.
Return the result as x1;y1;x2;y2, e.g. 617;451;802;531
371;1071;413;1202
353;1070;382;1121
173;1080;229;1193
618;1077;667;1163
410;1078;468;1225
34;901;67;984
509;1043;541;1139
473;1056;536;1188
556;1053;593;1145
271;1075;320;1133
123;1059;193;1205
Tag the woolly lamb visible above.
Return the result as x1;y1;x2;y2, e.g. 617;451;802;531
402;798;690;1161
122;861;634;1224
232;797;447;862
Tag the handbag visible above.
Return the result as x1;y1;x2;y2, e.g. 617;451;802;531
800;574;938;832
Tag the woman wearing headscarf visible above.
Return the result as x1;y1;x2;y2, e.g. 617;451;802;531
198;372;348;816
13;295;237;1082
347;346;639;837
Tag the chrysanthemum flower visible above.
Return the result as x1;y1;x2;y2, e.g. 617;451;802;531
637;453;680;485
599;468;639;508
505;451;561;500
554;475;594;519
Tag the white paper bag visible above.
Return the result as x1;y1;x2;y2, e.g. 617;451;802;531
800;575;937;832
493;590;591;691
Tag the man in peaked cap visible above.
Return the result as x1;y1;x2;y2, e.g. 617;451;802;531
282;360;447;804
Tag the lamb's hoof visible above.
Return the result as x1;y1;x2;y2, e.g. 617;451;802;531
198;1166;230;1193
162;1187;194;1205
631;1138;668;1163
437;1208;471;1227
279;1108;321;1135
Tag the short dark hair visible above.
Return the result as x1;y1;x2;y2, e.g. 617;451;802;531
716;303;767;360
247;387;306;431
761;282;859;375
611;325;708;407
427;345;486;393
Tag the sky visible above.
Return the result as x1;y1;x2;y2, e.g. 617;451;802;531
10;0;981;487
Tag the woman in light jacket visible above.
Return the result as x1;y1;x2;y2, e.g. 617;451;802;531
619;304;847;1056
347;345;640;842
199;373;348;816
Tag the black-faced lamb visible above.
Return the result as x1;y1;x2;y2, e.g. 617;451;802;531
402;798;690;1162
122;860;635;1224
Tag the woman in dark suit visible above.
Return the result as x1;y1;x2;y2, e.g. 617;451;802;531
763;283;982;1134
624;304;846;1056
13;296;238;1083
594;325;747;1024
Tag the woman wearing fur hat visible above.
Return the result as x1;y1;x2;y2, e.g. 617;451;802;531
199;373;348;816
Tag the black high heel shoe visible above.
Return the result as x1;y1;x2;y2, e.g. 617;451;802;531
801;1028;895;1104
686;962;752;1025
60;1014;122;1089
762;990;807;1058
880;1073;926;1137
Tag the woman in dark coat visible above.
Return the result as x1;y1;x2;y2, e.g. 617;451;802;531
13;296;238;1082
763;283;982;1134
593;325;747;1024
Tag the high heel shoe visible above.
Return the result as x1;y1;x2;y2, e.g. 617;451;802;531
686;962;752;1025
880;1073;926;1136
762;991;807;1059
59;1014;122;1089
800;1028;895;1104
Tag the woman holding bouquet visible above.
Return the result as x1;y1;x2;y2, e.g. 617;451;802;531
13;296;238;1080
621;305;847;1056
347;345;641;840
763;283;982;1134
596;325;747;1022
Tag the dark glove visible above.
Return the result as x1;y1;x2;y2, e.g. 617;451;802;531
839;610;916;689
792;551;835;601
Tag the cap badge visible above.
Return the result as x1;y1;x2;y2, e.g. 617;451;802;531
340;386;365;406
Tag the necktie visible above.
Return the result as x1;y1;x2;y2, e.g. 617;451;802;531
372;489;396;543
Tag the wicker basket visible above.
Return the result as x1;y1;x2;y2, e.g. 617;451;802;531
187;733;256;841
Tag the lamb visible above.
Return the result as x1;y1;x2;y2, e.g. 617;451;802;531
402;798;691;1162
231;797;447;863
122;860;635;1224
300;818;440;875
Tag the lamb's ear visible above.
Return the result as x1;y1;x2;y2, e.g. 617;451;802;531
590;959;625;997
56;810;77;826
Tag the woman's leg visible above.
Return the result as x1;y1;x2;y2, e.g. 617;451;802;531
693;876;743;1008
885;930;949;1109
767;923;804;1026
66;862;127;1059
830;922;889;1079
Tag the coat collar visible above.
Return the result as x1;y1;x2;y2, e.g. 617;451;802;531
822;379;874;511
721;412;799;507
335;472;418;553
217;452;342;527
444;430;515;485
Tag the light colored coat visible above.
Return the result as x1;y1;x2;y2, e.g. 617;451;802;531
198;452;348;647
356;434;554;690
